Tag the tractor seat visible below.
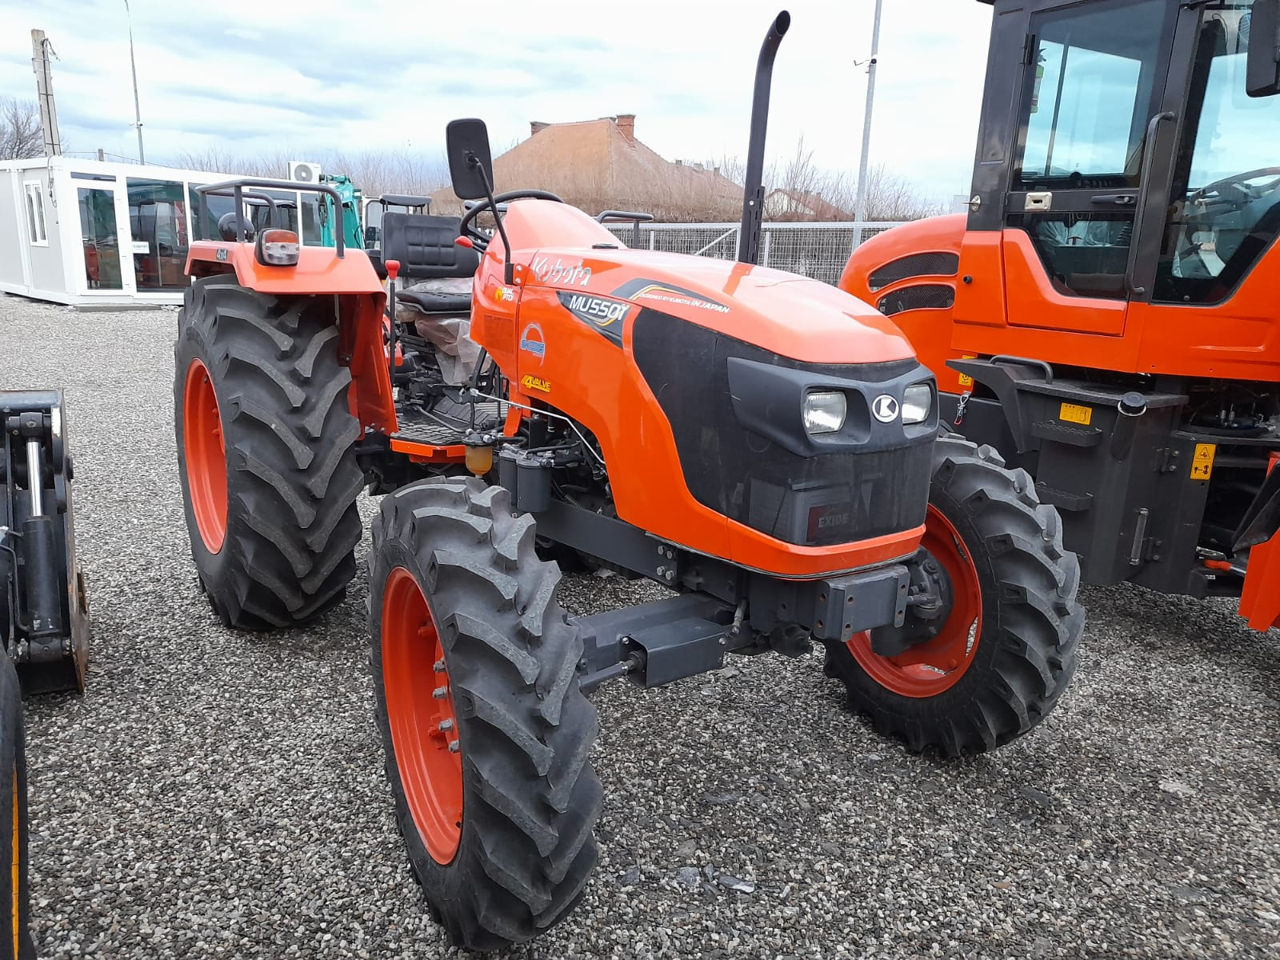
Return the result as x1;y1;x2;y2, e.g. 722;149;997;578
380;212;479;284
397;277;473;315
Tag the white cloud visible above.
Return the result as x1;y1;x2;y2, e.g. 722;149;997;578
0;0;992;199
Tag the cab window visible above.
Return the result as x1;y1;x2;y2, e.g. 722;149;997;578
1155;4;1280;303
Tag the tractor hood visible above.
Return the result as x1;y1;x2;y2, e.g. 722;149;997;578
501;200;915;366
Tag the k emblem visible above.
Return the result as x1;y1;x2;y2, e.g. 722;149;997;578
872;394;900;424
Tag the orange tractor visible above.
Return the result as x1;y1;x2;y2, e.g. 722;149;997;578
843;0;1280;633
171;12;1081;950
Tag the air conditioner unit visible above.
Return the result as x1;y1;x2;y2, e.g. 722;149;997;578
288;161;323;183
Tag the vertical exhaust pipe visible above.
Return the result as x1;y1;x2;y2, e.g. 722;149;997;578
738;10;791;266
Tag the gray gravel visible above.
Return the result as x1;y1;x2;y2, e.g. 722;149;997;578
1;293;1278;959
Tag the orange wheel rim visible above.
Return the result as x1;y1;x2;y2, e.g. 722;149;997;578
10;767;17;957
182;359;228;554
847;504;982;698
382;567;463;864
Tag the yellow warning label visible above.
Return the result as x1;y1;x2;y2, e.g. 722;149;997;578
1190;443;1216;481
1059;402;1092;426
957;354;977;388
520;374;551;394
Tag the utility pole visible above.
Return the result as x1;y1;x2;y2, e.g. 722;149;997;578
30;30;62;157
124;0;145;163
854;0;884;225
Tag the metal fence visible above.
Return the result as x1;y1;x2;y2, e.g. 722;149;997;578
602;221;908;285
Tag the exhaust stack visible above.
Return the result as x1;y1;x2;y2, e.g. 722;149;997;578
738;10;790;265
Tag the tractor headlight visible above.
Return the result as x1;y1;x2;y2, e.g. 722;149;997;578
803;390;847;435
902;382;933;425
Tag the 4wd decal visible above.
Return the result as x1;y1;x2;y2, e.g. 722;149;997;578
557;291;629;346
611;278;729;314
531;256;591;287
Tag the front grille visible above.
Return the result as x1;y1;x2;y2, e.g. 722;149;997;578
631;309;932;546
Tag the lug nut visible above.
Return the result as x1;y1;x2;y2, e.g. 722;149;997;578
433;658;446;672
432;685;449;699
438;719;454;732
448;740;460;753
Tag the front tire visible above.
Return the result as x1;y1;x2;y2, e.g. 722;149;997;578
370;477;602;951
173;277;364;629
823;435;1083;756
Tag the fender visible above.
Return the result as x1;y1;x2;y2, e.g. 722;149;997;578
184;241;396;433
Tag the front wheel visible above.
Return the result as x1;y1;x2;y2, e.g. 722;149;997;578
823;435;1083;756
369;477;602;951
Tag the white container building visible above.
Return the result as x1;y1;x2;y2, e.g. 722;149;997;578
0;156;323;307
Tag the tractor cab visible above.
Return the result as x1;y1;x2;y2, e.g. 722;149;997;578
960;0;1280;347
843;0;1280;630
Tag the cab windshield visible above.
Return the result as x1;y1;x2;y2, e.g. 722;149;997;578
1156;3;1280;303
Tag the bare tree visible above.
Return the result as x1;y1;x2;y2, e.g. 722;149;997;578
171;147;448;198
1;98;43;160
858;163;946;221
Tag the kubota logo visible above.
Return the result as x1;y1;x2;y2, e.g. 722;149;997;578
872;394;900;423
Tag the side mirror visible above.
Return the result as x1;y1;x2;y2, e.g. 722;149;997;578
1247;0;1280;97
446;119;496;200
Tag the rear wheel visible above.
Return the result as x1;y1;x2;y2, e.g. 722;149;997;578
823;435;1083;756
173;277;364;629
370;477;602;951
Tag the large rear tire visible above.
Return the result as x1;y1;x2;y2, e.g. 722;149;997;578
174;277;364;630
369;477;601;951
0;655;33;960
823;435;1083;756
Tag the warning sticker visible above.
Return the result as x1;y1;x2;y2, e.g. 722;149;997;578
957;354;977;388
1190;443;1216;481
1059;402;1092;426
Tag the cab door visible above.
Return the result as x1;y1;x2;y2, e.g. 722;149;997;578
1001;0;1180;335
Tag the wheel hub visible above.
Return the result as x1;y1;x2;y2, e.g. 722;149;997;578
846;504;982;698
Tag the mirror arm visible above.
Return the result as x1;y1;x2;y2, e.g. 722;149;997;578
471;154;515;286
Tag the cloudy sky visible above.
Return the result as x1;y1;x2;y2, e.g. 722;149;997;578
2;0;992;200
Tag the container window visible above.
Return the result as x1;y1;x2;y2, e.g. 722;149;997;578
24;182;48;246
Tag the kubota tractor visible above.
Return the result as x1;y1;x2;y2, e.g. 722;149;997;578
842;0;1280;634
172;12;1081;950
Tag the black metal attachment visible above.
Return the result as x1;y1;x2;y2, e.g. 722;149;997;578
1;390;89;694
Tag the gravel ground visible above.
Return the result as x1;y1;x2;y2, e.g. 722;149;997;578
0;293;1277;959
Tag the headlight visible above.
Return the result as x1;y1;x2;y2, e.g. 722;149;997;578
902;382;933;425
803;390;847;435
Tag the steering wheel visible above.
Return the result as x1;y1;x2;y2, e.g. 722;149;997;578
459;190;564;248
1190;167;1280;207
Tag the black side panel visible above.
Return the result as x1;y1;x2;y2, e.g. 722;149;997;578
868;252;959;291
631;309;933;547
878;284;956;317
